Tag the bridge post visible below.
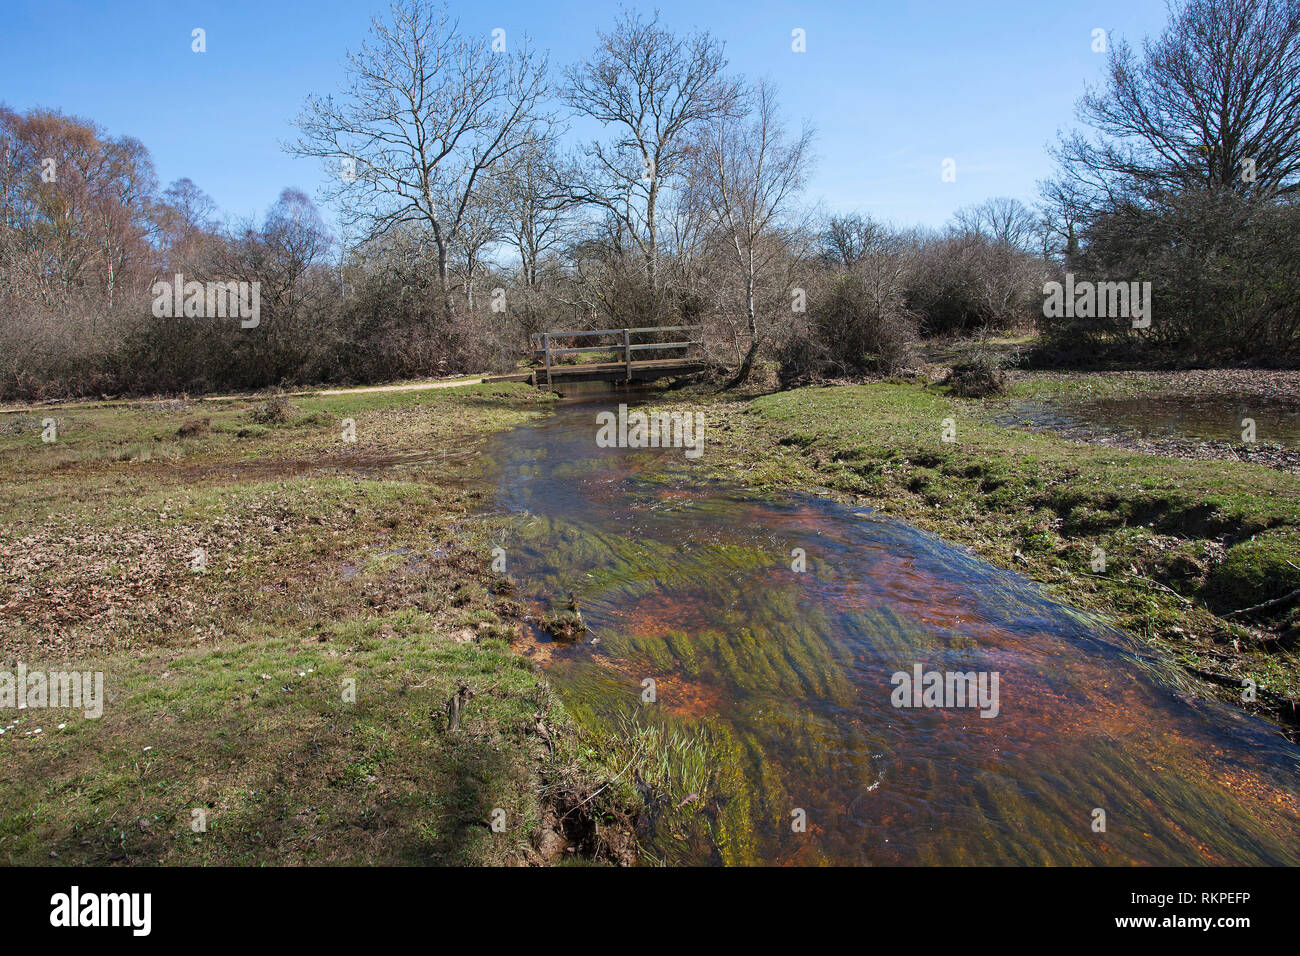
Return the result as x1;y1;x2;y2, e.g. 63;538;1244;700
542;333;551;387
623;328;631;381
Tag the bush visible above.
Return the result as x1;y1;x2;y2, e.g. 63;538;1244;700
1038;190;1300;367
905;233;1045;337
176;418;210;438
247;395;297;425
777;274;919;382
945;358;1007;397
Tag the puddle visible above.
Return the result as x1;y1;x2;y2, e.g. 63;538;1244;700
999;393;1300;447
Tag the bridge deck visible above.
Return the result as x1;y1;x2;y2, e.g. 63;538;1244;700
484;357;705;387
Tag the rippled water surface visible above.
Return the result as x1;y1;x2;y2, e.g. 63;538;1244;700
481;394;1300;865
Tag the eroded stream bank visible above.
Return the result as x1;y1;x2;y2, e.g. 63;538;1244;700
481;389;1300;866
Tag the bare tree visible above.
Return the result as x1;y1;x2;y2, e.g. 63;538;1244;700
441;173;505;309
91;135;157;313
952;197;1039;251
0;107;156;318
1053;0;1300;206
687;80;814;383
289;0;549;336
500;139;572;288
564;9;738;289
1036;177;1089;263
820;213;886;268
158;177;219;258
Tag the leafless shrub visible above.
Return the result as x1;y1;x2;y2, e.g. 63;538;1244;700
946;358;1007;397
247;395;297;425
176;418;211;438
778;272;919;382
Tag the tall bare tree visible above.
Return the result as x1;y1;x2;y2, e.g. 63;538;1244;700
564;9;738;289
0;107;156;318
820;213;887;269
440;172;505;310
1036;176;1089;262
289;0;549;336
952;197;1039;252
687;80;814;383
158;177;219;257
501;139;571;288
1053;0;1300;206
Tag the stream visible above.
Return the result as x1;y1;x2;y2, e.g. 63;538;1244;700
480;390;1300;865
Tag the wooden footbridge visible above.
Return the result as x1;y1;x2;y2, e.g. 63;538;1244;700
486;326;706;388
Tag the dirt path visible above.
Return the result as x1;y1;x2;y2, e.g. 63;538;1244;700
0;375;491;415
303;376;487;397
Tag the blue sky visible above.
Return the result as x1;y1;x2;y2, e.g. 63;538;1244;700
1;0;1170;231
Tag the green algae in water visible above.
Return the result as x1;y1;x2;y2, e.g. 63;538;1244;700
480;396;1300;865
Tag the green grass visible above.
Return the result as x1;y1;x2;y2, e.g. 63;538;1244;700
1;618;563;865
0;382;641;865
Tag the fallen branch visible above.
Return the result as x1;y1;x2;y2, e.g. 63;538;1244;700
1128;571;1194;604
1224;587;1300;619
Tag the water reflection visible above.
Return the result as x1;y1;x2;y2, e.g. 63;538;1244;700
999;394;1300;447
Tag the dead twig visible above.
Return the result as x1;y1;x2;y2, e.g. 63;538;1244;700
535;719;555;759
556;736;648;827
1081;570;1193;604
1224;587;1300;619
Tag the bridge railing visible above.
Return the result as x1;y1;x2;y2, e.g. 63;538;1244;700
528;325;703;383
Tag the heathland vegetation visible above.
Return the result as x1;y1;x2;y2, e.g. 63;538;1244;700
3;0;1299;864
2;0;1297;402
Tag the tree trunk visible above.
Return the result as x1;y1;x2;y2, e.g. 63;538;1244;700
435;238;456;331
727;263;759;388
646;179;659;289
727;336;760;388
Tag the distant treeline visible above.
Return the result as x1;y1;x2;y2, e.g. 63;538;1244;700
1;0;1297;401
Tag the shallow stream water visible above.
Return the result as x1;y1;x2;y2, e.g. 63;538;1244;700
480;390;1300;865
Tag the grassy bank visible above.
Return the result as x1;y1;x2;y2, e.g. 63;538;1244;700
664;376;1300;735
0;383;638;865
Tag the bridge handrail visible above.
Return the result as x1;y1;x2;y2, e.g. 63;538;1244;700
529;324;701;342
530;340;700;357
